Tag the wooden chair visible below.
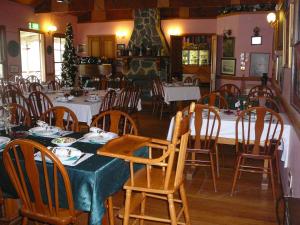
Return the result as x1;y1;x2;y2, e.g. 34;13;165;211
28;82;44;92
199;92;228;109
4;84;21;93
185;104;221;192
0;103;31;127
3;139;86;225
247;96;280;113
26;75;40;83
127;86;141;115
99;77;108;90
231;107;284;198
91;110;138;136
218;83;241;98
151;77;168;119
114;87;132;113
18;78;30;93
47;80;61;91
99;89;117;113
28;91;53;120
40;106;79;132
183;77;193;83
248;85;274;99
98;104;194;225
2;90;34;119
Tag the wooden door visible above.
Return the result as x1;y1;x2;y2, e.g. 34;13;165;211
170;35;183;81
210;35;217;91
88;35;116;58
88;36;101;57
102;35;116;58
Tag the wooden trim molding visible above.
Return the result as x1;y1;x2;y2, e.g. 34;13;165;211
217;75;262;81
272;80;300;139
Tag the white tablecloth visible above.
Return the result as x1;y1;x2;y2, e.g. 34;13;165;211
163;84;201;104
46;90;142;125
167;111;292;168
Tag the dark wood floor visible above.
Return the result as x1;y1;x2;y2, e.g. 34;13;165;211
112;104;278;225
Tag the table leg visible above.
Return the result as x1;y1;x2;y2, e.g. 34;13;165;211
261;159;269;190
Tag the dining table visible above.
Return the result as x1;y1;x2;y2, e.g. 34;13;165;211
167;109;292;189
37;89;142;125
0;126;147;225
162;82;201;104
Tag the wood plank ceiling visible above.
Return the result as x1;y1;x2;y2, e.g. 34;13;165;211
10;0;277;23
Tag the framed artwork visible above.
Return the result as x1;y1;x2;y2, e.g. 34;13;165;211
251;36;262;45
221;58;236;75
291;41;300;112
223;37;235;57
77;44;86;53
249;53;270;77
117;44;125;50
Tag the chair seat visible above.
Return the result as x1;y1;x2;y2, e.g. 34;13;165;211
21;203;82;225
123;168;181;195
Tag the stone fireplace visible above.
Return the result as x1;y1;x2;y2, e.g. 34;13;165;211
122;8;169;79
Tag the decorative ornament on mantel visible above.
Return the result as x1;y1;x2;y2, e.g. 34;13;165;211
61;23;78;87
219;3;276;15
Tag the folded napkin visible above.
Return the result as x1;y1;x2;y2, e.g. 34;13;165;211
51;147;82;158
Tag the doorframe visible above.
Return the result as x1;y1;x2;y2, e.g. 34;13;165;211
19;28;47;81
0;25;7;79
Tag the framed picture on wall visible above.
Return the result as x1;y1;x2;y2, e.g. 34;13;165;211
223;37;235;57
291;41;300;112
249;53;270;77
221;58;236;75
117;44;125;50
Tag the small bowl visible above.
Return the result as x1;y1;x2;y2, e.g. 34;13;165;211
51;137;77;147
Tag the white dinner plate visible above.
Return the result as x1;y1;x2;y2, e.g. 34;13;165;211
51;137;77;147
0;137;11;149
29;126;62;137
83;132;118;144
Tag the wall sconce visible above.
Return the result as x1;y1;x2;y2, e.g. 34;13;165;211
223;29;232;39
47;25;57;35
168;27;181;36
116;30;127;39
267;12;277;27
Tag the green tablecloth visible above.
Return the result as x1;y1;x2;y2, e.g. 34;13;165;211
0;129;147;225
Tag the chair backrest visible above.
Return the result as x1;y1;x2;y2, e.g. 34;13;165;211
47;80;61;91
235;107;283;156
28;91;53;119
152;77;164;97
168;105;193;189
18;78;30;93
192;104;221;151
128;86;141;113
4;84;21;93
26;75;40;83
3;139;75;221
199;92;228;109
115;87;132;112
0;103;31;127
183;77;193;83
218;83;241;98
247;96;280;113
40;106;79;132
248;85;274;99
99;89;117;113
29;82;44;92
2;90;34;117
99;77;108;90
91;110;138;135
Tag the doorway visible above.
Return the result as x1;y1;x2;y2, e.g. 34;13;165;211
20;30;45;81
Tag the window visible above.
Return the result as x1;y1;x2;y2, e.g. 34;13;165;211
20;30;45;81
0;26;6;78
54;36;65;79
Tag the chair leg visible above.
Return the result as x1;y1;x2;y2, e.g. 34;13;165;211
210;153;217;192
231;156;242;196
140;192;146;225
167;194;177;225
160;103;164;120
215;145;220;177
107;196;115;225
22;217;28;225
123;190;132;225
275;151;281;184
269;160;276;200
179;184;191;225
